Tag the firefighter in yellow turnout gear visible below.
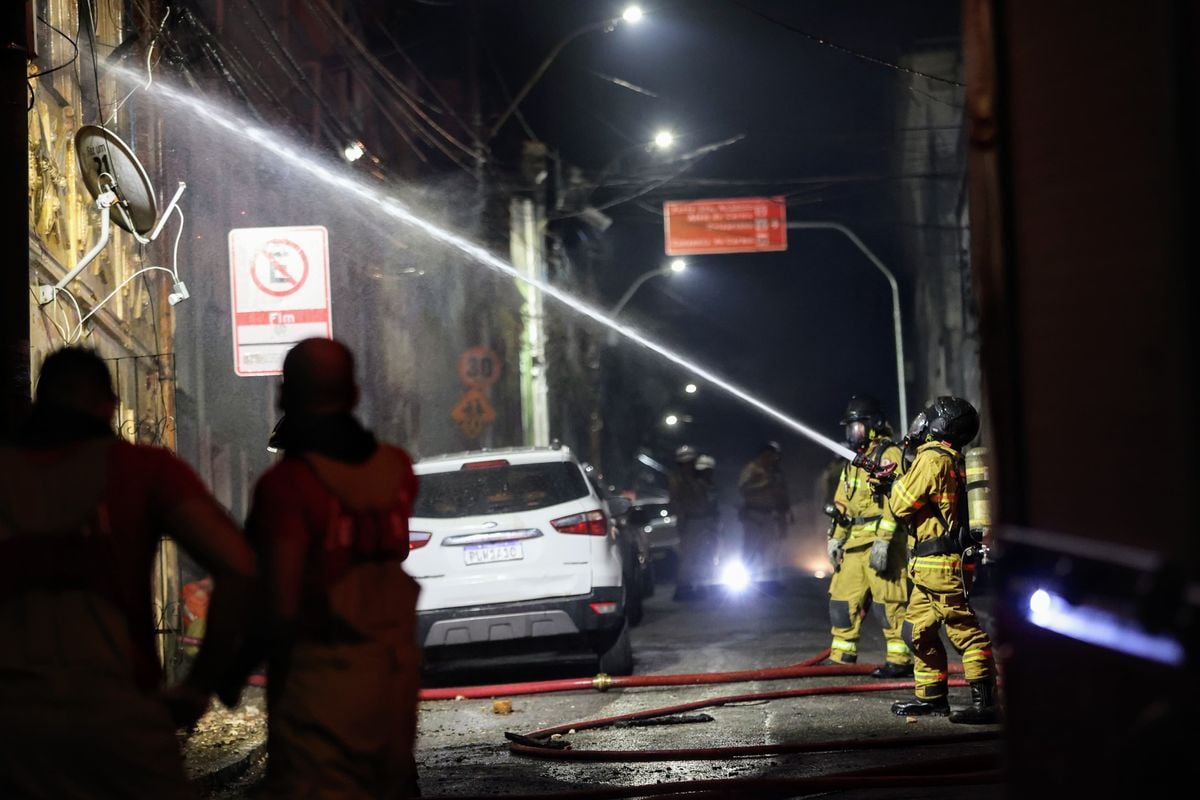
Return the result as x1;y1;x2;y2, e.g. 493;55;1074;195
882;396;999;724
826;396;912;677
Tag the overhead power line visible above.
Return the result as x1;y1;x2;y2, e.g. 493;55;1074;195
726;0;966;88
306;0;483;166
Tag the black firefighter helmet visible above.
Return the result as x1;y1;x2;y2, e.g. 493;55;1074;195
841;394;887;448
923;396;980;450
841;394;886;428
674;444;699;464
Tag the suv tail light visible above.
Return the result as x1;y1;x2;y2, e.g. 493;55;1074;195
550;510;607;536
409;531;432;550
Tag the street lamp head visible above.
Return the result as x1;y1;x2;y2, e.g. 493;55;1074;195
669;259;687;274
621;5;645;24
664;414;679;426
653;129;675;150
684;383;698;394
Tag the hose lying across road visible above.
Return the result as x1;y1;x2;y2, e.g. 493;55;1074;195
418;650;881;700
420;648;1001;799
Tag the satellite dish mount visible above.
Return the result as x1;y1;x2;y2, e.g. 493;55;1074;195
38;125;187;305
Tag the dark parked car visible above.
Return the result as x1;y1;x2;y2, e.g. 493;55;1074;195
582;465;652;626
627;495;679;582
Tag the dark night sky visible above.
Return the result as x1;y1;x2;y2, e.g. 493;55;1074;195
409;0;964;502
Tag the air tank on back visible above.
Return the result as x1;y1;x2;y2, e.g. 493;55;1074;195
964;447;991;547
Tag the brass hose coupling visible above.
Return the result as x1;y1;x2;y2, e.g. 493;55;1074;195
592;673;613;691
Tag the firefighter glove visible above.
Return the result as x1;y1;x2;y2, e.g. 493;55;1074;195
827;537;845;566
868;539;891;573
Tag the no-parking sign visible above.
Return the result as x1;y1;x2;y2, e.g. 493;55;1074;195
229;226;332;376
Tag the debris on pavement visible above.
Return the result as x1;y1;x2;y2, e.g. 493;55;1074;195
182;687;268;791
612;712;716;728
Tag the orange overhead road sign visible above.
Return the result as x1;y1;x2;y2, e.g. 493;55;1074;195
663;196;787;255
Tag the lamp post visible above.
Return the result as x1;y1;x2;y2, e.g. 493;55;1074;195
600;260;686;452
589;128;675;194
787;221;908;427
488;6;645;141
561;130;675;222
611;259;687;318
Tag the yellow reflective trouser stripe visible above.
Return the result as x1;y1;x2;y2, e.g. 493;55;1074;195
913;555;961;570
914;668;948;683
831;639;857;654
886;641;911;655
963;648;992;664
879;519;897;533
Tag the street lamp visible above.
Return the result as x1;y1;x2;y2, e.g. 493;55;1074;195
580;133;679;211
611;260;686;318
684;382;698;394
664;414;679;427
488;7;645;141
787;221;908;427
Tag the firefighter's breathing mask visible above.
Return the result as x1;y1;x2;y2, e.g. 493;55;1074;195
845;421;869;450
902;411;929;449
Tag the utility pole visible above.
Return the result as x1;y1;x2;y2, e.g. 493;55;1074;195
1;4;31;430
511;142;551;447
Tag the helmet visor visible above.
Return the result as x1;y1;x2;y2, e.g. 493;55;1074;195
845;420;869;449
906;411;928;440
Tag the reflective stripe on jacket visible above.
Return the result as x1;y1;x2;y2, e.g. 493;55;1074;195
888;441;962;545
889;441;965;591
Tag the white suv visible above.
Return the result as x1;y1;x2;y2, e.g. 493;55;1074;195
406;446;634;674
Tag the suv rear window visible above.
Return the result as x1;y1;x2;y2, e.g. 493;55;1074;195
413;462;590;518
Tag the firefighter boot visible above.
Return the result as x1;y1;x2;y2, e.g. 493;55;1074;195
891;695;951;716
949;679;1000;725
871;662;914;679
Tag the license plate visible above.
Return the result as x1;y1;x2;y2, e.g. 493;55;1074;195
463;541;524;565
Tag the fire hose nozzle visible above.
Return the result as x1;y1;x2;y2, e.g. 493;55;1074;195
851;454;897;483
593;673;613;692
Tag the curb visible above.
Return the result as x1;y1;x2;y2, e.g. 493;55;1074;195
190;740;267;792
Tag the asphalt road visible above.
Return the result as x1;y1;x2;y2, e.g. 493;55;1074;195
195;568;1005;799
414;570;1004;799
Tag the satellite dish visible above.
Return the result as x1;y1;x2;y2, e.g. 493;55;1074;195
37;127;187;306
74;124;158;236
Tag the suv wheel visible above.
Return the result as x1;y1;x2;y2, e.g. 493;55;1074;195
596;622;634;676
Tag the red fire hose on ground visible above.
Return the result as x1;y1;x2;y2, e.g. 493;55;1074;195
415;649;999;799
417;648;969;703
418;650;868;700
